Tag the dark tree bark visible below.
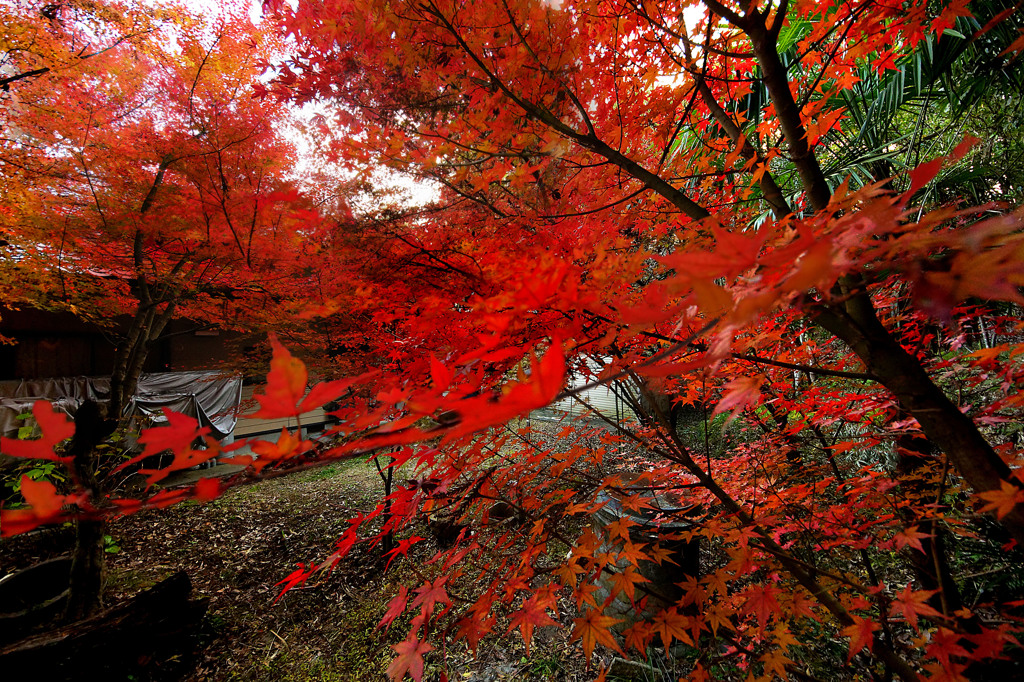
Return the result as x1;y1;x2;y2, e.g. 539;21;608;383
374;453;397;561
63;401;114;622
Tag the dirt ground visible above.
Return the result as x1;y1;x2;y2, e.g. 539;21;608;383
0;456;603;681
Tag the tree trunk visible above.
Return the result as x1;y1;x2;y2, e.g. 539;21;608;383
735;5;1024;546
62;299;176;620
63;519;106;622
375;454;396;562
62;400;113;622
61;164;178;622
814;296;1024;547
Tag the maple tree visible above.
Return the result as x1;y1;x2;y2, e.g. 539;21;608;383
0;0;160;91
0;1;324;618
263;0;1024;678
3;0;1024;680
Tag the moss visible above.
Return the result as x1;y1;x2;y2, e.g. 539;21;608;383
299;464;342;482
105;567;155;594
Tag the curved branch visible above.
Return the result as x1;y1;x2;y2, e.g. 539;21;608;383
420;0;711;221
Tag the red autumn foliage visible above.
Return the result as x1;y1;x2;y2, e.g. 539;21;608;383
4;1;1024;681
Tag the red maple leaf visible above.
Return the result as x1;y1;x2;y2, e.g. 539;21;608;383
298;372;375;414
193;477;221;502
650;607;694;649
841;616;880;661
251;336;373;418
906;157;944;197
622;620;654;654
249;428;313;472
429;354;453;390
386;634;433;681
571;609;623;661
927;627;971;669
0;401;75;462
604;515;637;542
455;609;495;655
892;526;931;553
713;375;764;421
977;480;1024;519
0;475;82;536
273;563;312;603
379;585;409;630
384;535;425;571
608;565;649;602
20;475;65;517
411;576;451;617
508;594;558;655
251;335;308;418
889;584;941;631
115;408;208;475
741;584;782;631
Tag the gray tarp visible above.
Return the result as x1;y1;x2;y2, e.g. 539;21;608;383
0;371;243;442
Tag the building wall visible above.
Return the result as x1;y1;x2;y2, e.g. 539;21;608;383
0;306;333;441
233;384;330;440
0;307;241;380
0;308;118;379
549;382;625;419
545;357;637;422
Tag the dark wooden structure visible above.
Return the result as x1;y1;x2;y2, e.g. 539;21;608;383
0;571;207;680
